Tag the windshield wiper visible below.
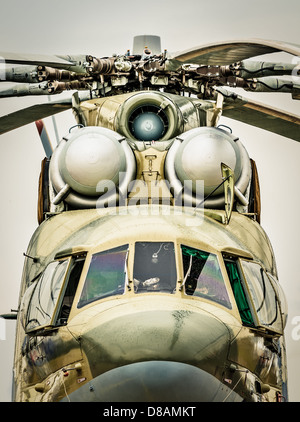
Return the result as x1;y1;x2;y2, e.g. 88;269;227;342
124;248;131;291
180;254;193;291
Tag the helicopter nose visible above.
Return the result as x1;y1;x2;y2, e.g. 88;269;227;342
67;304;240;402
62;360;241;402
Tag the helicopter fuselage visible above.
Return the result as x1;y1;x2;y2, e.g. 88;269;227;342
13;205;288;402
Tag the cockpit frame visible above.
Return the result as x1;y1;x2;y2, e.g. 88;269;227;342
22;235;286;338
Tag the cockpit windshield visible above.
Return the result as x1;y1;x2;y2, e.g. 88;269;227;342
181;245;232;309
133;242;177;293
78;245;128;308
26;259;70;332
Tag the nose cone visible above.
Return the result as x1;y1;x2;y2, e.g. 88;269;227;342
79;307;230;372
68;301;236;401
62;360;242;402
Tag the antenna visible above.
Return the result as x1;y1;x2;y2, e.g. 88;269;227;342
48;95;59;144
35;120;53;158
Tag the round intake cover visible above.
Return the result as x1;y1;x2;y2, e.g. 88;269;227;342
58;127;127;196
131;111;166;141
174;127;242;196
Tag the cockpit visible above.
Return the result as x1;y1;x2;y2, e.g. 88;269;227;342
133;242;177;294
21;240;287;337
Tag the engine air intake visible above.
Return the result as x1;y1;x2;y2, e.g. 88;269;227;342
128;105;168;141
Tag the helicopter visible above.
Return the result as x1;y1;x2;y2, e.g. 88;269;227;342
0;35;299;402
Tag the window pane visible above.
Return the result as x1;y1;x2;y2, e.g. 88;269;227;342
182;245;231;308
225;260;254;326
56;257;85;325
26;259;69;331
241;260;282;332
78;245;128;308
268;273;288;329
133;242;177;293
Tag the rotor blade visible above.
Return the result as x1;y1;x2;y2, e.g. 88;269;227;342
0;79;92;98
218;87;300;142
0;99;72;135
168;39;300;67
55;55;88;73
239;60;299;79
0;82;50;98
244;76;300;98
1;65;80;84
0;91;91;135
0;52;76;69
